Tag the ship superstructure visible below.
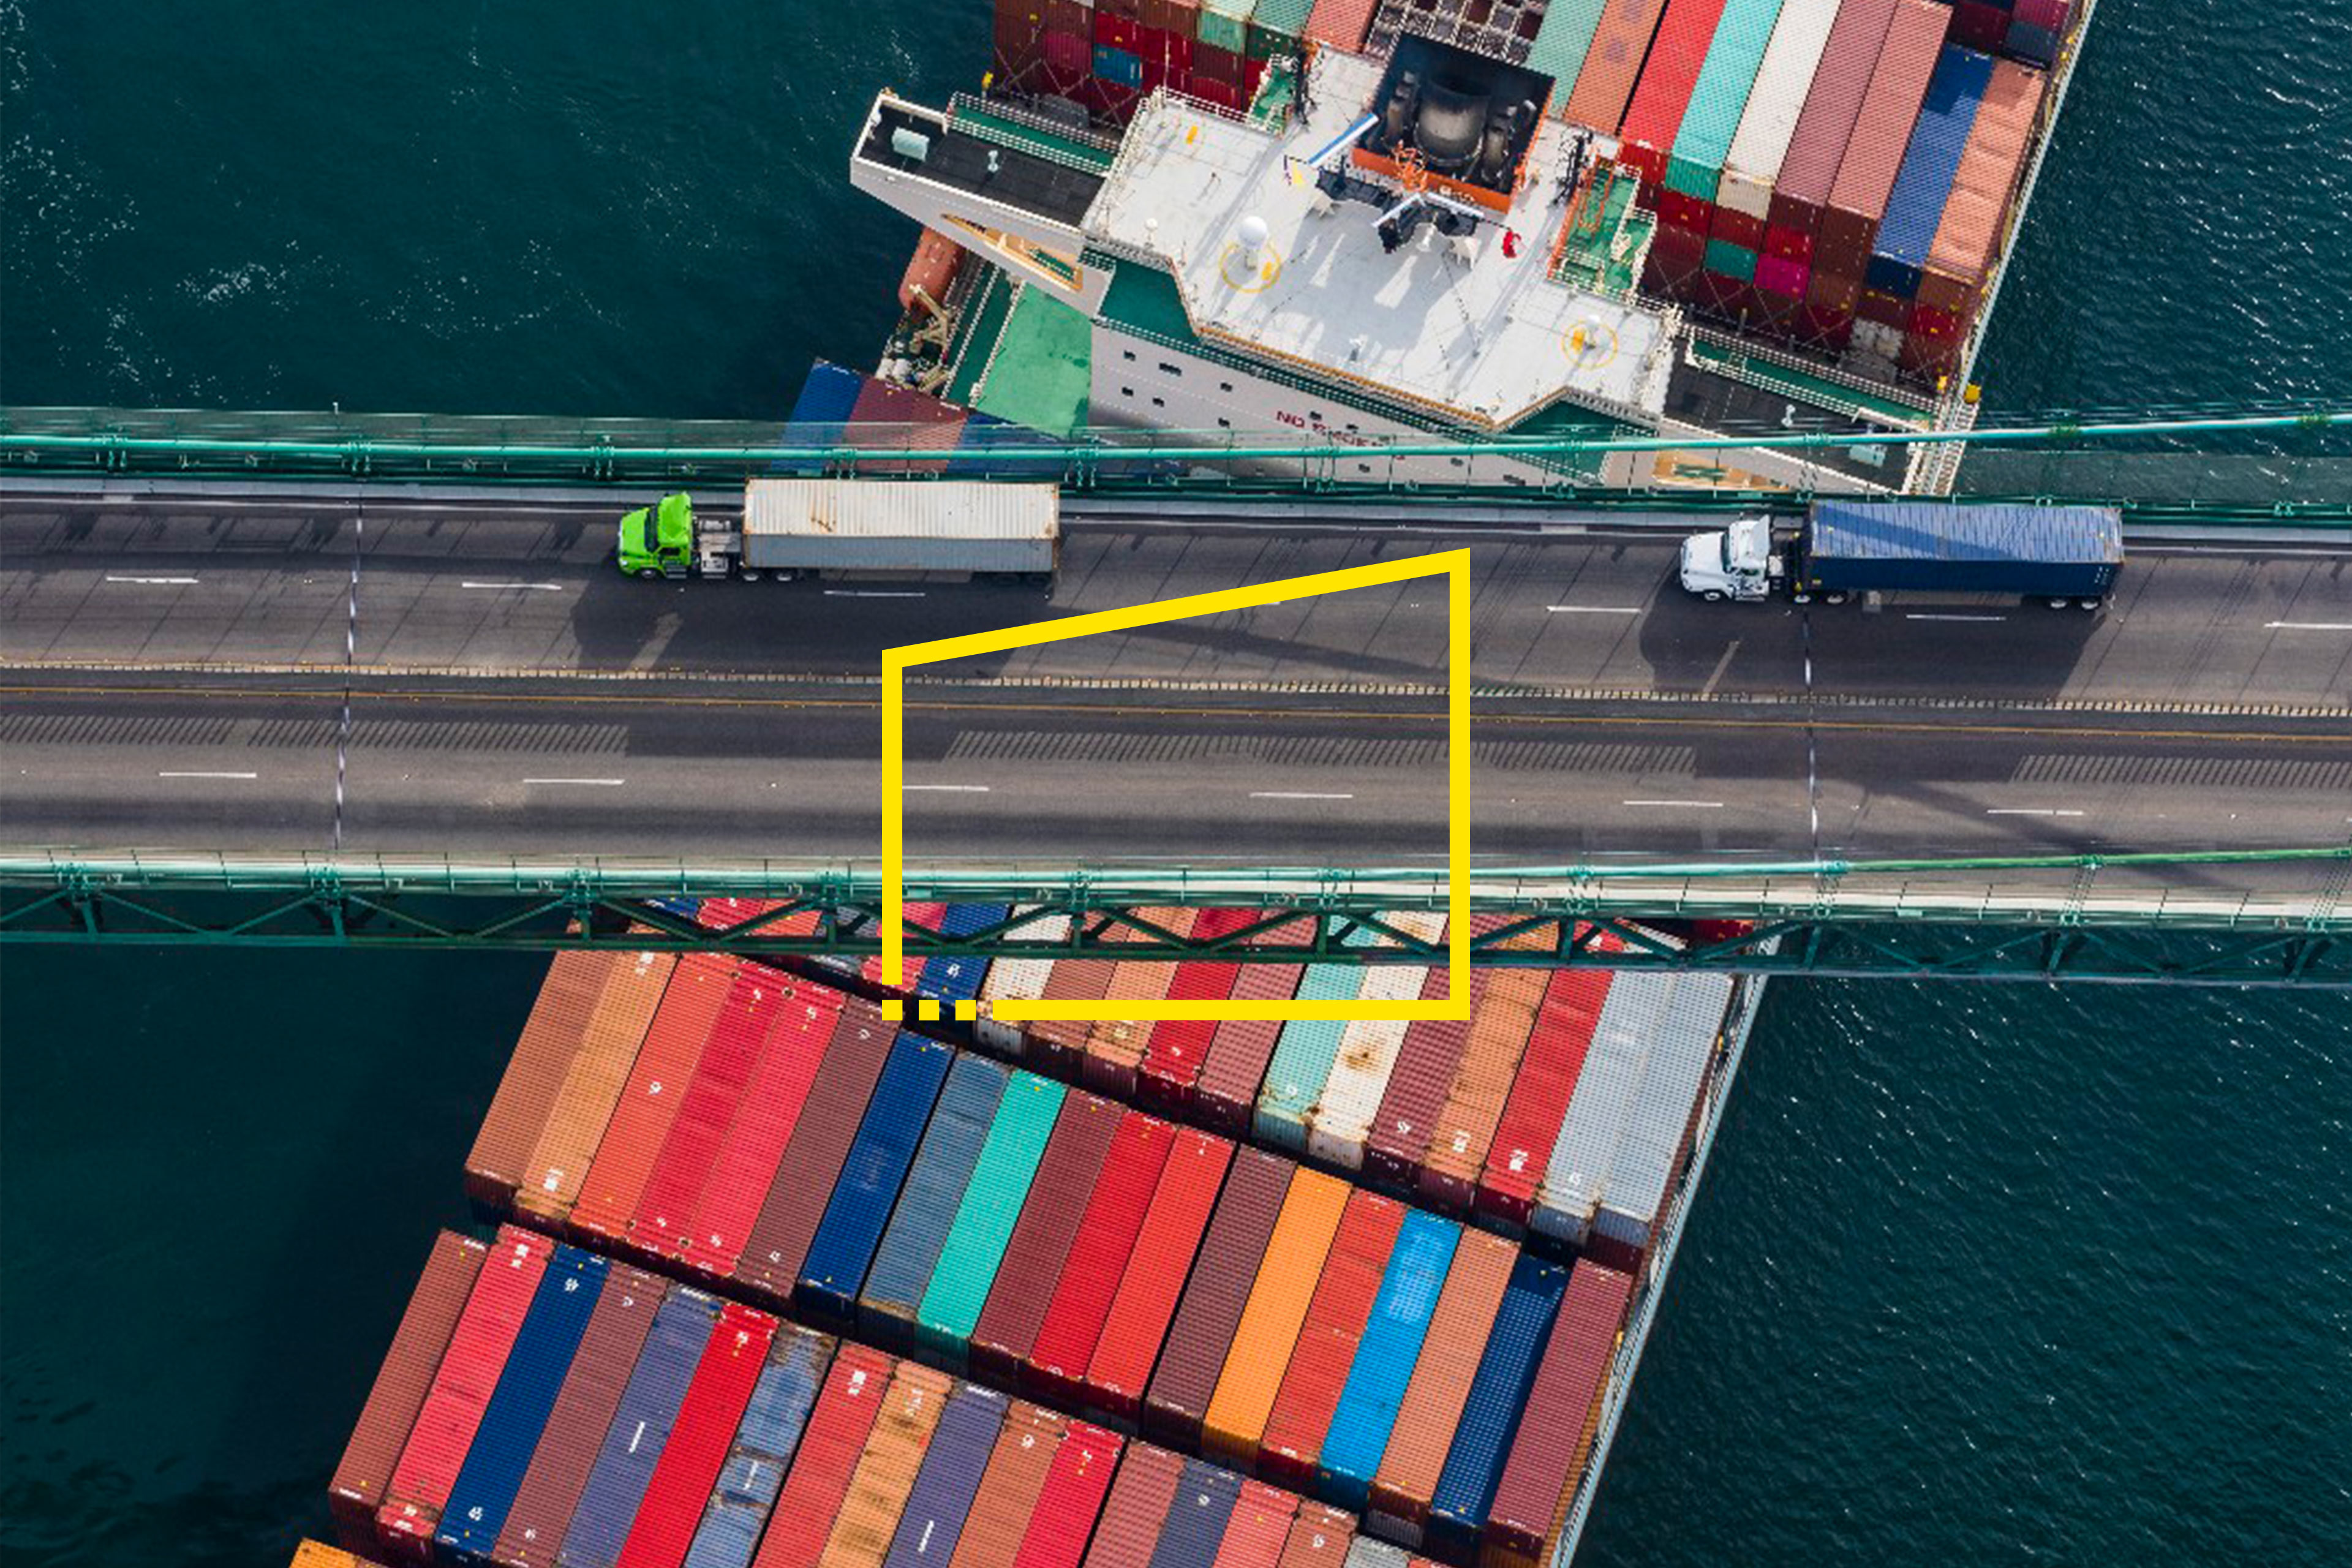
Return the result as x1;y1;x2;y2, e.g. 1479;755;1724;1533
846;2;2094;493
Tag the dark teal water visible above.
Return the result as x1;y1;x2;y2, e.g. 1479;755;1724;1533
4;2;2351;1564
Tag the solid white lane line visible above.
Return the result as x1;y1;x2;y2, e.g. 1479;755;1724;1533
825;590;927;598
523;777;626;786
158;770;257;779
1623;798;1724;808
1905;612;2007;622
1250;791;1355;800
1986;807;2086;817
106;575;199;585
904;784;990;793
1545;605;1643;614
462;580;566;591
2266;621;2352;631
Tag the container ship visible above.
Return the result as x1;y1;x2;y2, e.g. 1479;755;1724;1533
322;901;1769;1568
824;0;2095;494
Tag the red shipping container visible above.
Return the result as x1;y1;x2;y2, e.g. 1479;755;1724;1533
1479;959;1615;1226
1027;1112;1179;1405
1763;221;1814;264
1951;0;2007;50
1085;1128;1234;1420
1195;40;1246;87
616;1303;782;1568
1817;0;1951;279
1194;76;1246;113
1211;1480;1298;1568
569;954;738;1243
630;965;791;1254
1483;1263;1637;1568
1709;202;1766;252
494;1264;670;1568
1899;325;1962;382
1100;0;1142;18
1195;965;1305;1133
2015;0;2070;31
736;999;901;1303
1765;0;1899;244
1012;1421;1126;1568
1084;907;1198;1096
674;979;846;1278
1616;0;1733;190
1562;0;1671;134
1163;28;1194;73
1044;0;1090;38
1142;56;1169;93
971;1090;1126;1385
748;1343;897;1568
1857;284;1912;328
950;1402;1068;1568
1082;1445;1185;1568
1656;188;1713;235
1273;1505;1354;1568
375;1227;551;1547
331;1232;488;1534
1256;1192;1406;1489
1144;1148;1294;1445
1135;910;1256;1110
1909;300;1961;342
1096;10;1142;51
1362;962;1491;1193
1028;953;1119;1080
1044;29;1093;79
1798;301;1856;352
467;953;611;1205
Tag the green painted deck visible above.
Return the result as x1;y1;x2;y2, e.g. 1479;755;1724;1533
954;105;1117;172
1689;336;1934;426
973;283;1093;435
944;265;1016;409
1553;172;1648;296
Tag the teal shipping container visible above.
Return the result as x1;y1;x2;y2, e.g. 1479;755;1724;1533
1665;0;1787;198
915;1070;1066;1365
1253;924;1384;1152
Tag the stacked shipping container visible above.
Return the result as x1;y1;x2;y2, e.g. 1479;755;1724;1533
346;1232;1642;1567
989;0;1297;124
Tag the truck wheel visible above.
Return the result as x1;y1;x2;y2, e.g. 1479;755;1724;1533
2078;597;2101;611
2046;597;2070;609
738;568;763;582
633;567;662;581
771;569;801;583
1702;590;1726;603
1823;592;1850;606
1792;591;1812;605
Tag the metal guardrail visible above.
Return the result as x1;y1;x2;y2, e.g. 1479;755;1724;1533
4;850;2346;984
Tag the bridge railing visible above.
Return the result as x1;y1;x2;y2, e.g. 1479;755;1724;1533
4;404;2348;519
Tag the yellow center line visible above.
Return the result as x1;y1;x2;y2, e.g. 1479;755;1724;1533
3;681;2349;747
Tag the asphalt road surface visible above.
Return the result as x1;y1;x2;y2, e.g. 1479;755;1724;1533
4;481;2348;876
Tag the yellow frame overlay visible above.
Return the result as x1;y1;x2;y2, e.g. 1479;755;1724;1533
880;548;1471;1025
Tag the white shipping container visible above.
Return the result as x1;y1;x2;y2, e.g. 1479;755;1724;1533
739;479;1059;575
974;908;1072;1054
1716;0;1844;219
1344;1537;1412;1568
1590;972;1735;1253
1529;970;1676;1245
1303;911;1448;1166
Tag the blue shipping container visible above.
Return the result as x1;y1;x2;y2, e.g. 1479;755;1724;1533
1094;44;1144;91
1317;1211;1461;1509
2006;19;2058;66
1425;1256;1569;1558
797;1032;957;1324
681;1325;837;1568
1867;47;1995;298
437;1246;610;1556
775;361;866;475
557;1288;720;1568
1804;501;2124;597
918;903;1008;1009
1151;1460;1245;1568
861;1057;1012;1339
882;1384;1010;1568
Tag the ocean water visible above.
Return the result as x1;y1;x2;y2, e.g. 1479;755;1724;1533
4;2;2351;1565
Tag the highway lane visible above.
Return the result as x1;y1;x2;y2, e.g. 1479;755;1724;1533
4;674;2347;876
6;483;2351;712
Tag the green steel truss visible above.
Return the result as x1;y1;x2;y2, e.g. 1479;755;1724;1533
4;850;2346;988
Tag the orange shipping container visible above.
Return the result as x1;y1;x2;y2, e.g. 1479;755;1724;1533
822;1361;956;1568
466;950;615;1204
948;1401;1069;1568
1562;0;1671;132
1084;1444;1188;1568
1084;907;1198;1096
568;952;739;1242
1212;1479;1302;1568
1257;1191;1406;1488
1415;972;1546;1212
514;951;676;1221
1201;1168;1352;1467
1367;1229;1519;1534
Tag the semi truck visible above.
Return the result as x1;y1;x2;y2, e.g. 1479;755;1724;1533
616;478;1060;584
1678;501;2125;608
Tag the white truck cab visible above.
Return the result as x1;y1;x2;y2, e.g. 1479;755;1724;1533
1678;516;1778;601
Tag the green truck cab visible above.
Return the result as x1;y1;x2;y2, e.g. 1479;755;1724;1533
616;492;697;578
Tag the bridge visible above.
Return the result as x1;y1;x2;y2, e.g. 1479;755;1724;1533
4;405;2348;986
